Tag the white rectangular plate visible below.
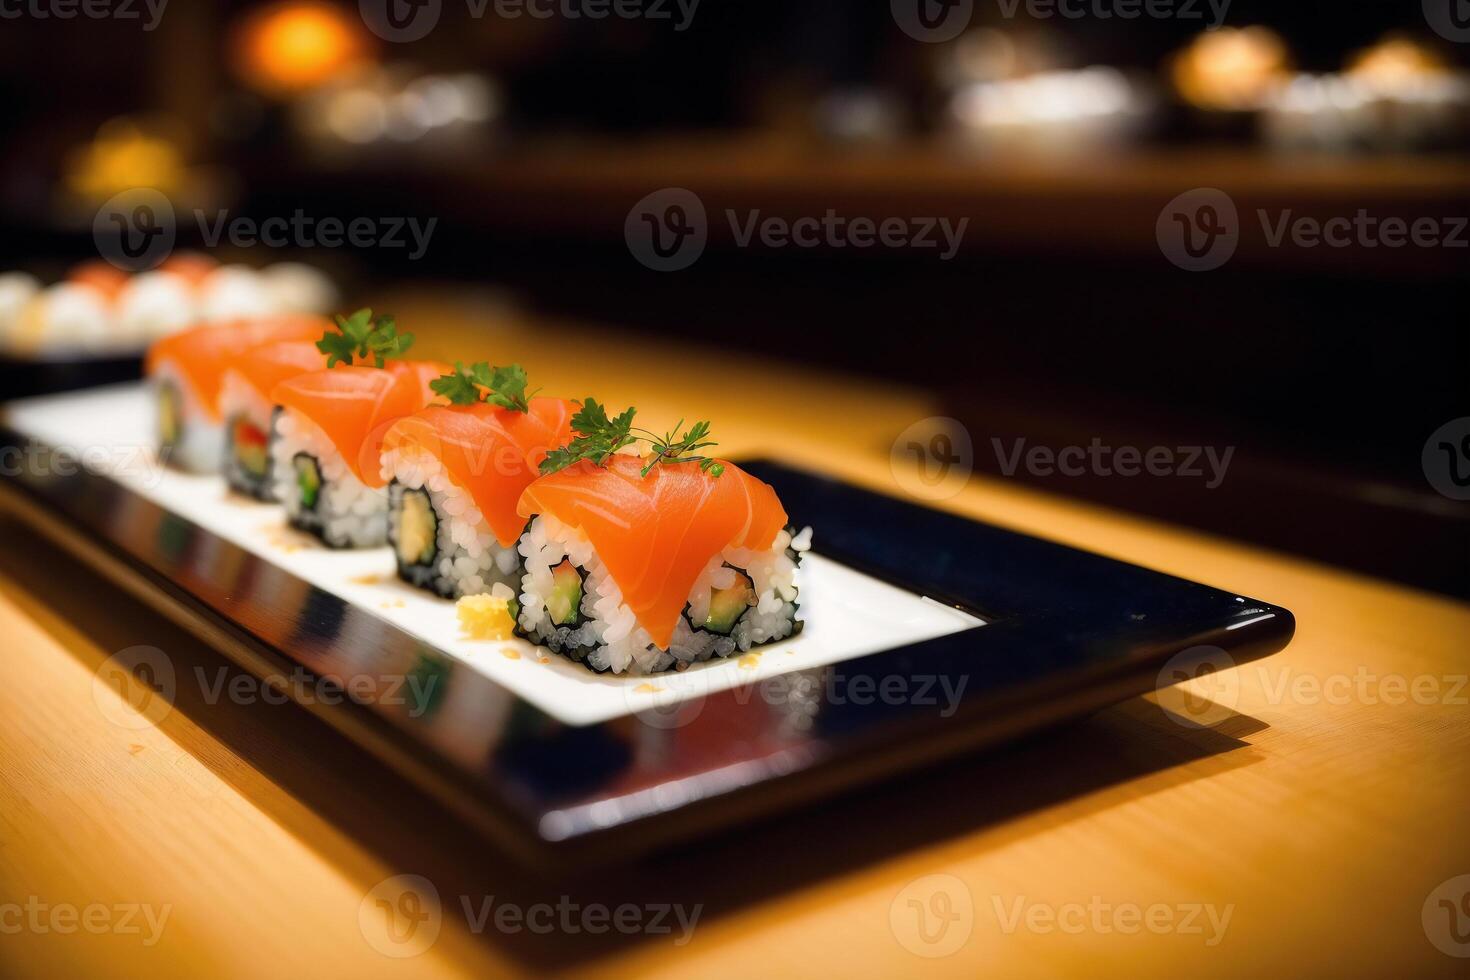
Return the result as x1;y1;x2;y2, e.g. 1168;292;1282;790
5;384;982;725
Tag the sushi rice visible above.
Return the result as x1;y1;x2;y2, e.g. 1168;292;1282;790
270;407;388;548
150;361;222;473
517;514;811;674
218;371;276;499
381;446;524;599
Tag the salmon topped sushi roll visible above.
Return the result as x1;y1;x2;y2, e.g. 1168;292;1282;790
218;340;328;499
380;363;574;599
144;315;326;472
267;309;445;548
515;402;811;674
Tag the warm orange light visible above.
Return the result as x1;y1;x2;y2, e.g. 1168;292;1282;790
233;2;370;95
63;117;188;201
1346;35;1451;87
1171;27;1291;111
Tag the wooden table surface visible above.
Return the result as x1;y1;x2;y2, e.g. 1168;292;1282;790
2;293;1467;978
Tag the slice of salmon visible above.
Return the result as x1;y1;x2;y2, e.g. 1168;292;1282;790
518;456;788;649
159;253;218;287
145;316;329;419
270;362;445;487
225;341;328;400
387;359;452;405
381;398;575;548
68;260;129;300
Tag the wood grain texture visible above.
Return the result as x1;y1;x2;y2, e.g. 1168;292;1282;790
1;293;1467;979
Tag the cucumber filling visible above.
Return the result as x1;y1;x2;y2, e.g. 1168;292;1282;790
396;488;438;567
230;415;270;478
546;559;586;627
157;381;181;451
701;567;757;635
293;453;323;511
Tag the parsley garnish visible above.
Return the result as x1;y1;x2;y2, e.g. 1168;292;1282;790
429;362;535;412
317;309;414;368
539;399;724;478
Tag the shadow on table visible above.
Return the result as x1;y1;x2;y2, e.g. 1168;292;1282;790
0;518;1269;974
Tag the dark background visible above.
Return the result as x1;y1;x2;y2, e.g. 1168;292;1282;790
0;0;1466;595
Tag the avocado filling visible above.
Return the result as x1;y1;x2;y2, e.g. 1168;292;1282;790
546;559;585;627
396;488;438;567
293;453;323;511
157;381;181;451
230;415;270;478
701;568;756;635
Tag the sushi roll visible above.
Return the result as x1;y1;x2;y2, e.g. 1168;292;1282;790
144;315;324;472
268;311;445;548
514;408;810;673
218;339;328;499
378;363;574;599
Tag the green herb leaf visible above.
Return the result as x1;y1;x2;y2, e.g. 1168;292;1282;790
429;362;484;406
428;361;535;411
539;401;724;478
539;398;637;474
481;363;533;413
318;309;415;368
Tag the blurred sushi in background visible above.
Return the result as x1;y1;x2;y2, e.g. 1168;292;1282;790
144;315;326;472
379;362;574;600
0;257;336;360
